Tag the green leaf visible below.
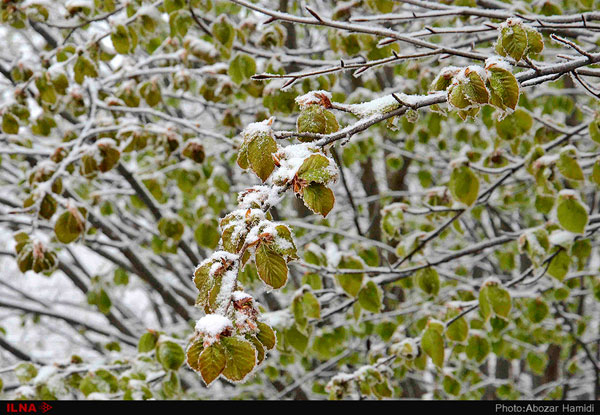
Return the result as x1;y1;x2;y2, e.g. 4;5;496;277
97;289;112;314
35;75;57;104
557;150;584;181
212;15;235;48
221;337;256;382
466;334;490;362
416;267;440;297
113;268;129;286
185;340;204;372
73;56;97;84
590;116;600;144
449;164;479;206
535;194;555;215
448;83;471;110
54;208;86;243
111;25;130;54
496;109;532;140
229;53;256;85
138;331;159;353
464;71;489;105
336;273;363;298
446;316;469;343
527;351;547;375
302;183;335;217
499;22;528;61
556;192;588;234
97;142;120;172
164;0;185;13
256;321;276;350
486;66;519;110
198;342;226;385
548;249;570;281
336;256;364;297
303;291;321;319
140;81;162;107
255;243;288;289
157;341;185;371
247;132;277;182
297;154;333;184
195;220;220;249
479;281;511;320
292;295;308;331
525;26;544;55
421;327;444;368
15;363;37;383
296;105;339;137
162;372;181;398
273;225;298;259
2;112;19;134
526;298;549;323
443;375;461;396
237;143;249;170
358;280;382;313
591;160;600;186
285;325;309;353
158;217;184;241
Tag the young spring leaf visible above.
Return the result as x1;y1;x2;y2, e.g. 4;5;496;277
416;267;440;297
590;116;600;144
247;131;277;182
302;183;335;217
255;243;288;289
486;66;519;111
54;207;86;244
157;341;185;371
256;321;276;350
357;280;382;313
547;248;570;281
556;191;588;234
497;20;528;61
479;280;511;320
138;331;159;353
198;342;226;385
449;164;479;206
526;298;549;323
296;105;339;139
221;337;256;382
421;327;444;368
335;256;364;298
466;334;490;362
229;53;256;85
297;154;334;184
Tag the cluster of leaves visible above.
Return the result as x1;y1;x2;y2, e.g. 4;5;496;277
1;0;600;402
432;58;521;120
14;232;57;274
495;18;544;62
186;294;276;385
8;333;190;400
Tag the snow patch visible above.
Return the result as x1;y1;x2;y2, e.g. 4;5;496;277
195;314;232;337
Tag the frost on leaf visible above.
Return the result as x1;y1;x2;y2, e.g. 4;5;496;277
495;18;544;62
187;298;276;385
193;251;239;313
448;160;479;206
14;232;58;274
296;105;339;140
295;90;333;108
485;57;520;113
447;67;489;120
237;117;278;182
